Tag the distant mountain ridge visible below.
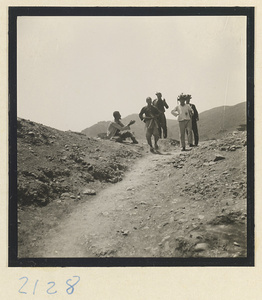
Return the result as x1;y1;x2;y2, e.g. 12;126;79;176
81;102;246;141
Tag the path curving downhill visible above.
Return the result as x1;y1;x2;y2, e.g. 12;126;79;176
34;149;188;257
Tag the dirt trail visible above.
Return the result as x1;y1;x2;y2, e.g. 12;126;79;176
34;149;186;257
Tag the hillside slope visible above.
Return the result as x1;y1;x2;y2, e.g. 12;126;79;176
81;102;246;141
197;102;246;140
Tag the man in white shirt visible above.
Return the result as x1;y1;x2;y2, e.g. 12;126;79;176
171;94;194;151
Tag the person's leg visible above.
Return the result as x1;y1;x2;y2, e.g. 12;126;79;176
145;130;152;147
186;120;193;146
158;114;166;138
192;120;199;146
146;128;154;152
130;136;139;144
113;132;123;142
161;114;168;138
120;131;138;144
114;137;123;142
120;131;132;139
157;117;162;139
179;121;186;150
153;126;160;150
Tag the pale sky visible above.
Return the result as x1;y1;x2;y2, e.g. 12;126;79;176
17;16;246;132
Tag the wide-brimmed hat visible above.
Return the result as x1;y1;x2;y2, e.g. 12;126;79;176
155;92;162;96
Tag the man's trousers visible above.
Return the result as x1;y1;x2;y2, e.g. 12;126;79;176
179;120;193;148
192;120;199;146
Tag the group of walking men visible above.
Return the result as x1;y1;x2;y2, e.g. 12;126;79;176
107;92;199;153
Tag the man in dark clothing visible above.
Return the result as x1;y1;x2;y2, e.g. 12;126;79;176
186;96;199;146
139;97;160;153
153;92;169;139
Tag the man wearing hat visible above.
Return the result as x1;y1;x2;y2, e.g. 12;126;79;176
139;97;160;153
171;94;194;151
153;92;169;139
107;111;138;144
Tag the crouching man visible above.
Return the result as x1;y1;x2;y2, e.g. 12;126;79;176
107;111;138;144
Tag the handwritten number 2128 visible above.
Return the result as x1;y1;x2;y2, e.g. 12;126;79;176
18;276;80;295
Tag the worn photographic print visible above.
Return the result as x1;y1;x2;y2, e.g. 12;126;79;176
9;7;254;267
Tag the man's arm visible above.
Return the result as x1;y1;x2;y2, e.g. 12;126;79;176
163;99;169;109
111;122;130;131
171;106;179;117
139;107;145;121
193;104;199;120
127;120;136;126
189;105;194;117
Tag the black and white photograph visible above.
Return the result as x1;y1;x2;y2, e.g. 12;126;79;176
9;7;254;267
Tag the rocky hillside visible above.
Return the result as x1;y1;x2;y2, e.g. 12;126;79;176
17;117;144;207
81;102;246;141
